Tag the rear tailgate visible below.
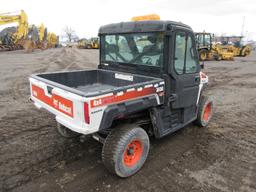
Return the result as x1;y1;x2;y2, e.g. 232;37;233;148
29;77;96;135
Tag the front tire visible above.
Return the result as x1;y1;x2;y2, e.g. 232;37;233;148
199;49;208;61
102;124;150;177
195;96;214;127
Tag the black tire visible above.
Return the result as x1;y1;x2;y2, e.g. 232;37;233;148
199;49;208;61
214;54;222;61
195;95;214;127
240;47;250;57
102;124;150;178
56;123;80;138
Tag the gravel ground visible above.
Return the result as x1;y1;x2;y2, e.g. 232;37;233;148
0;48;255;192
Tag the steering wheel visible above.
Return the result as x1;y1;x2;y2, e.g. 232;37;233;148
142;56;153;65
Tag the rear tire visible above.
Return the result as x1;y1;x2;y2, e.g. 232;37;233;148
102;124;150;177
195;96;214;127
56;123;80;138
240;47;250;57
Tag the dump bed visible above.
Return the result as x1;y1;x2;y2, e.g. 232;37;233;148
31;69;162;97
29;69;165;135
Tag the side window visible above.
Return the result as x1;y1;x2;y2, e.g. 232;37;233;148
185;35;198;73
174;32;186;74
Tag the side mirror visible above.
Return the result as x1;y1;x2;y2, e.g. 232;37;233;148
200;61;204;69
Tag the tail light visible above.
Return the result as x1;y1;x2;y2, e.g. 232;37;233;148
84;102;90;124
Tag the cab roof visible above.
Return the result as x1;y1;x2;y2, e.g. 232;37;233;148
98;20;192;34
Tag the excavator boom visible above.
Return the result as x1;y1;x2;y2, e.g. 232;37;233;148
0;10;28;43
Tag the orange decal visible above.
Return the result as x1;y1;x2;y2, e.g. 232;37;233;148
90;87;157;108
31;84;73;117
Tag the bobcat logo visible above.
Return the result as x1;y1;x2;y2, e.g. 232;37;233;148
53;99;58;107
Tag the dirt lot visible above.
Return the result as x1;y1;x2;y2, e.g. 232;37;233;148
0;48;255;192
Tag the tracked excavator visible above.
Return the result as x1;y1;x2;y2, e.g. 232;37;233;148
0;10;51;52
37;23;47;49
0;10;31;51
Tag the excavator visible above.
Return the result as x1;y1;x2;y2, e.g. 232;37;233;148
0;10;54;52
36;24;58;49
37;23;47;49
47;32;58;48
195;32;234;61
218;36;252;57
0;10;30;51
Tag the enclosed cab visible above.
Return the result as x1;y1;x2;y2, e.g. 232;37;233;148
195;32;212;61
30;20;213;177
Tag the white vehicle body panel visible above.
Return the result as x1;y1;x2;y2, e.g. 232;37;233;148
29;77;164;135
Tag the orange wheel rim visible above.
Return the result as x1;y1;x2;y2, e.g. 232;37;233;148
203;103;212;121
123;140;143;167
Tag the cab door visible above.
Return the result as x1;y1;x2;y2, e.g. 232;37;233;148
169;28;200;122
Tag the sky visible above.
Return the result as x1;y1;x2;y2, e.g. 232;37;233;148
1;0;256;41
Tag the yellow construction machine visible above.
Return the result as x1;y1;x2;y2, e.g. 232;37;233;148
218;36;252;57
37;23;47;49
47;32;58;48
77;37;99;49
0;10;56;51
88;37;99;49
195;32;233;61
0;10;29;51
77;38;88;48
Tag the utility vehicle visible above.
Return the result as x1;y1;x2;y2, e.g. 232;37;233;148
30;20;213;177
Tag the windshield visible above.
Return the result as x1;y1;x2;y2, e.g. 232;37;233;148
101;32;164;67
196;33;211;46
204;34;211;45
